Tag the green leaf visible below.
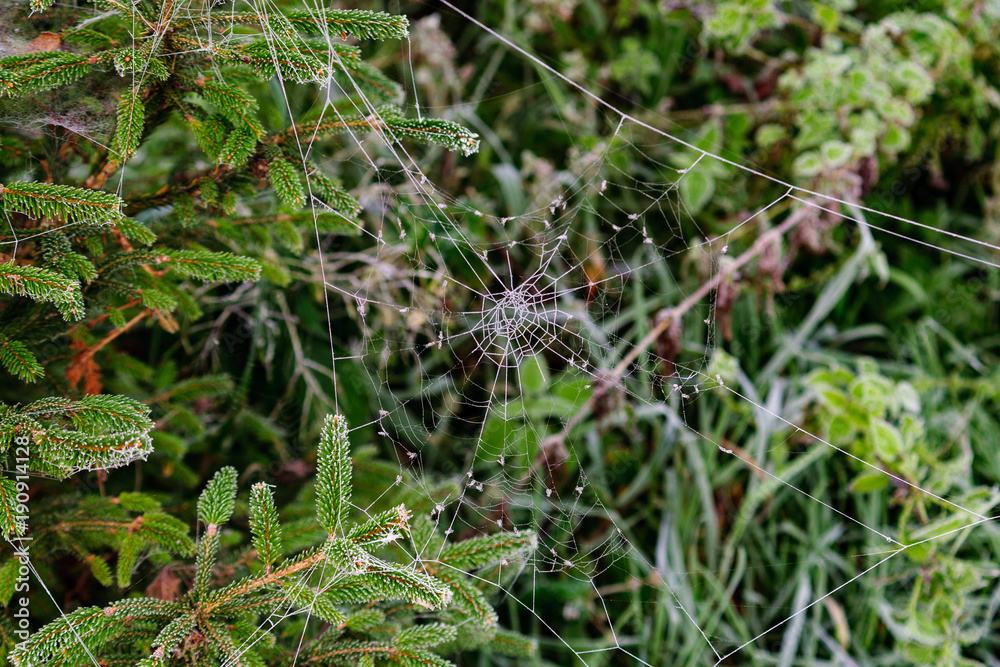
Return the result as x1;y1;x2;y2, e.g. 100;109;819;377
792;150;823;178
755;123;786;148
851;469;890;492
519;355;549;395
820;140;853;168
882;124;911;153
678;169;715;214
869;419;904;460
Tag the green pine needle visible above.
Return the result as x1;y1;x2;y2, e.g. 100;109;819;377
218;123;259;166
0;477;28;536
196;80;263;136
436;530;538;570
10;412;537;665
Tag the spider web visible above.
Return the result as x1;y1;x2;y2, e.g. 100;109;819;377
8;1;1000;665
301;3;1000;662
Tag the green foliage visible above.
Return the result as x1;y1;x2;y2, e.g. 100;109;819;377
316;413;351;535
267;157;305;210
0;395;154;485
10;415;535;667
0;335;43;382
0;2;483;662
0;262;84;320
111;89;145;162
0;53;90;98
160;250;262;283
2;0;998;665
1;182;122;226
0;0;478;391
249;482;282;570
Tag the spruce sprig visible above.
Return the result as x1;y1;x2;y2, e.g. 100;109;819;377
0;262;84;320
1;182;123;226
9;415;536;667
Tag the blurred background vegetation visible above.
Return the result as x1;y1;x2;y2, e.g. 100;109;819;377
3;0;1000;665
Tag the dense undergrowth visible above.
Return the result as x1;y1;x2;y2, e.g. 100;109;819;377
1;0;999;665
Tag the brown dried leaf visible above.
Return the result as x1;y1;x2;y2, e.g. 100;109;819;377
28;32;62;52
655;313;682;378
66;339;103;395
146;566;182;602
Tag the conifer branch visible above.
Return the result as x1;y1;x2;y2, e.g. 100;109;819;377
268;157;306;209
249;481;283;571
214;9;409;40
0;262;84;320
0;52;90;98
14;413;537;665
0;333;44;382
316;413;352;535
112;88;146;163
1;182;123;226
0;394;155;482
3;0;503;659
160;249;262;283
277;106;480;155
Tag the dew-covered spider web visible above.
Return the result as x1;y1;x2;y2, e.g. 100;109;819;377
10;0;1000;665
